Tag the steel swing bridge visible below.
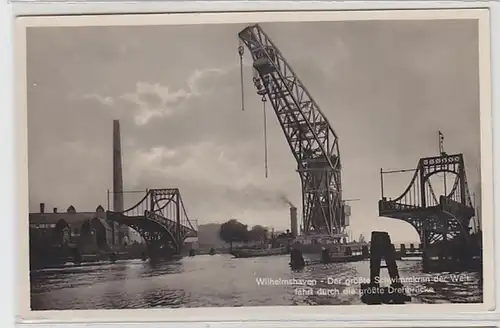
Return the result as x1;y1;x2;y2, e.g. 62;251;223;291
379;132;478;259
107;189;197;256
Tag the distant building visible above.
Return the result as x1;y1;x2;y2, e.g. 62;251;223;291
29;202;126;252
197;223;226;249
184;237;199;250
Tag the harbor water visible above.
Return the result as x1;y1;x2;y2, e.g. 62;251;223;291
30;254;482;310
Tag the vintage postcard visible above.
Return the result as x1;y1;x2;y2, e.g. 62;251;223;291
15;8;494;323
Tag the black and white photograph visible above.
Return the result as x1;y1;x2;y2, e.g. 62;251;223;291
16;8;494;319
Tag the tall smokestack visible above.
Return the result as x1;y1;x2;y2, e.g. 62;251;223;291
39;203;45;213
113;120;124;212
290;206;298;237
113;120;125;245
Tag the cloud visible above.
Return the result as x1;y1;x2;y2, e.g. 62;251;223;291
27;20;481;239
120;140;300;226
82;94;115;106
126;140;276;190
84;67;232;125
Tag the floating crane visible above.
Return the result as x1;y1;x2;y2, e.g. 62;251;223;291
237;24;347;239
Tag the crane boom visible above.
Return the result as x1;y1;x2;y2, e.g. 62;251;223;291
238;24;346;238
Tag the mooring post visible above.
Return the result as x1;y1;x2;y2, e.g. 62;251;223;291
290;245;305;270
362;245;369;258
361;231;410;305
320;247;330;263
368;232;386;285
344;246;352;256
420;231;431;273
384;241;402;286
400;244;406;256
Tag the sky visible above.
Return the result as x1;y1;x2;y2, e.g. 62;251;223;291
26;19;482;243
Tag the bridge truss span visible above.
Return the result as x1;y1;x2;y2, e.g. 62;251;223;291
379;153;475;249
107;188;197;254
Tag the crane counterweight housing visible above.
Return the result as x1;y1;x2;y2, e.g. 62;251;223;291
238;24;348;239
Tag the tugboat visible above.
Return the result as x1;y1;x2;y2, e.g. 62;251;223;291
293;234;369;264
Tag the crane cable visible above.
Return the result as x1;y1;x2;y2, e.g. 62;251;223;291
238;41;245;111
239;39;268;178
262;95;268;178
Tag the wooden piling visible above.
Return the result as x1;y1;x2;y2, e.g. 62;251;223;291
362;245;369;257
400;244;406;256
360;231;411;305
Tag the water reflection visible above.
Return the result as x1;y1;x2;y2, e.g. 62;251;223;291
30;254;482;310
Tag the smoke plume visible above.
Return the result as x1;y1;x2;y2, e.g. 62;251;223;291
279;194;295;208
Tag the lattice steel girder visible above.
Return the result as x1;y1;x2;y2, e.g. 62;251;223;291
379;153;473;211
106;187;198;255
378;152;476;251
117;188;197;236
109;214;180;252
398;216;462;245
440;196;475;220
148;189;197;235
419;154;472;207
238;24;344;235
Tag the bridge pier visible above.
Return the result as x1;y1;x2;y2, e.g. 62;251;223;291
420;231;479;273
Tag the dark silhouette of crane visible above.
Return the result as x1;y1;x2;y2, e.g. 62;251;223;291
238;24;347;239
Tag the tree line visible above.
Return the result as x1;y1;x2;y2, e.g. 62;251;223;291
218;219;270;247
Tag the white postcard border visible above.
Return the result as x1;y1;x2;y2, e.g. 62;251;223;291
14;7;495;323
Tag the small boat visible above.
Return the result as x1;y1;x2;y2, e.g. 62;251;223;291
230;247;287;258
320;253;367;264
290;234;369;265
291;253;368;267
